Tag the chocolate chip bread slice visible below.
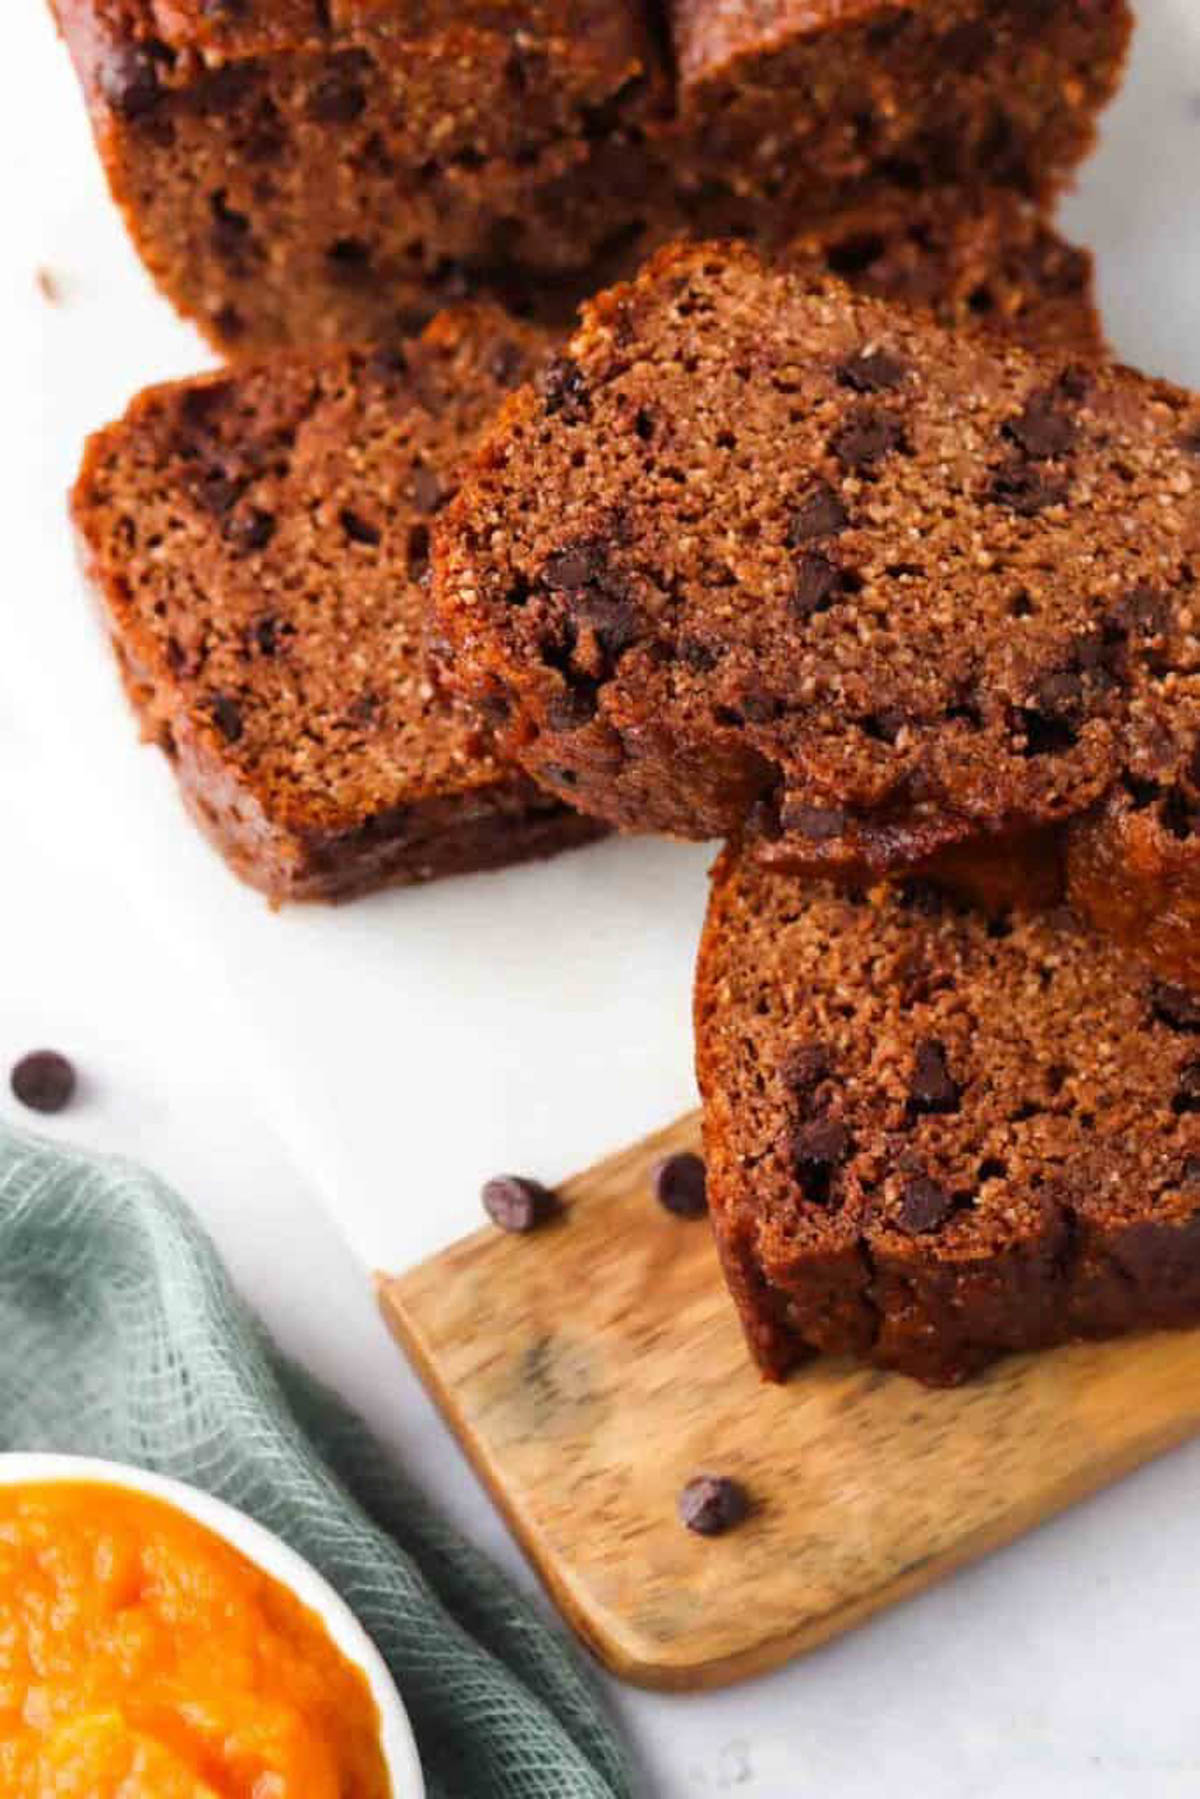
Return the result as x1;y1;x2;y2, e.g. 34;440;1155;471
668;0;1131;222
73;306;601;902
435;242;1200;880
50;0;666;350
695;850;1200;1386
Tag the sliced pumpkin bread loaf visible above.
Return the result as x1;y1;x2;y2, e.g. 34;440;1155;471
434;244;1200;911
695;850;1200;1386
73;305;601;902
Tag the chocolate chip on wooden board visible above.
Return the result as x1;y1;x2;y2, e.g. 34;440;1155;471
481;1174;560;1233
10;1051;77;1114
678;1474;750;1536
652;1151;708;1218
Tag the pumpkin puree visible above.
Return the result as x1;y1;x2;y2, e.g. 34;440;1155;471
0;1481;392;1798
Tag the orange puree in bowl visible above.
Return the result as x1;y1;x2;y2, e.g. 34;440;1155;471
0;1482;393;1799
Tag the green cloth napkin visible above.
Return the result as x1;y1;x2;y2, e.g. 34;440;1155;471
0;1122;636;1799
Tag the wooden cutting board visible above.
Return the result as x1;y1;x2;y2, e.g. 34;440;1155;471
378;1112;1200;1692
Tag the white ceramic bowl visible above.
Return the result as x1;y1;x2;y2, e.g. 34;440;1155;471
0;1451;424;1798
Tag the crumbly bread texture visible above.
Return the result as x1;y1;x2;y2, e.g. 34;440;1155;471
435;243;1200;887
695;850;1200;1386
51;0;666;349
50;0;1123;351
73;305;601;902
668;0;1131;221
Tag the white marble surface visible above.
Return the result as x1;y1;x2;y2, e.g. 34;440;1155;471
4;2;1200;1791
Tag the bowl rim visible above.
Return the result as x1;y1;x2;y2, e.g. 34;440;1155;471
0;1450;424;1797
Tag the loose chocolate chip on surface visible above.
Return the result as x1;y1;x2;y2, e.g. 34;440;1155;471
837;350;907;394
897;1176;954;1234
788;483;849;543
830;409;906;472
209;693;244;742
11;1051;77;1115
1152;982;1200;1033
678;1474;749;1536
482;1174;559;1233
908;1039;961;1115
653;1151;708;1218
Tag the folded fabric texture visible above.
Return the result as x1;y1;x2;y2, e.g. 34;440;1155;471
0;1122;634;1799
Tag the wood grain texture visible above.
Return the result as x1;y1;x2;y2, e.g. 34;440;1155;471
378;1112;1200;1692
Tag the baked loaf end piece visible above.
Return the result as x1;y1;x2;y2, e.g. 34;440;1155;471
780;193;1102;358
668;0;1131;220
435;241;1200;870
51;0;664;350
695;850;1200;1386
73;306;601;903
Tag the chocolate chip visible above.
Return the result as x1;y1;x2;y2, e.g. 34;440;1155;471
897;1176;953;1234
366;344;408;383
1183;1156;1200;1189
411;465;448;515
788;483;850;543
224;506;276;553
653;1151;708;1218
1173;1063;1200;1114
1115;585;1171;639
212;303;246;343
481;1174;559;1233
783;803;848;842
254;614;282;656
678;1474;749;1536
985;463;1068;515
837;350;907;394
830;409;906;472
575;593;641;661
908;1039;960;1116
785;1041;831;1093
793;1118;850;1204
209;693;244;742
98;42;164;118
326;238;373;285
791;552;842;620
739;684;780;724
941;18;995;66
10;1051;76;1115
542;355;590;424
189;467;243;516
209;189;251;260
543;542;605;590
1152;982;1200;1033
340;506;381;546
1002;390;1076;460
307;57;367;123
406;523;431;580
679;637;718;673
1017;705;1078;757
